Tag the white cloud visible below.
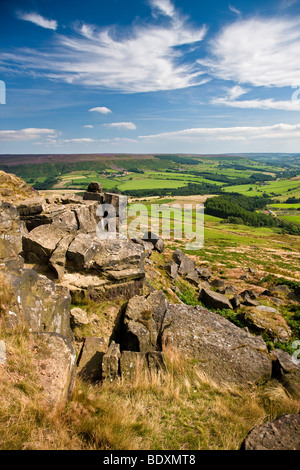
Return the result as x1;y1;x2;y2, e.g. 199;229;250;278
150;0;176;18
200;16;300;88
16;11;58;30
0;128;57;141
5;1;207;93
83;124;94;128
89;107;112;114
63;138;95;143
212;97;300;110
105;122;137;130
139;122;300;142
212;85;300;110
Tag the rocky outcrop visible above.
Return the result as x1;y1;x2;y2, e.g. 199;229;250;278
241;414;300;450
0;170;36;203
161;303;272;385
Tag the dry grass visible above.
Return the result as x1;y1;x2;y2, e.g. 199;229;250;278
1;329;298;450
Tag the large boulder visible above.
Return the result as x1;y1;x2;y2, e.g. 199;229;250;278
244;306;292;342
241;414;300;450
22;224;68;264
66;233;102;269
199;287;233;310
161;304;272;385
172;249;195;275
34;332;77;410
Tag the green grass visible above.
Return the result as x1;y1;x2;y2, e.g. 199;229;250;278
281;215;300;224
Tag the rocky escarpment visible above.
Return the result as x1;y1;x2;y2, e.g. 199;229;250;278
0;174;299;447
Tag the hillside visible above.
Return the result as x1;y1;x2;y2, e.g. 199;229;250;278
0;170;299;450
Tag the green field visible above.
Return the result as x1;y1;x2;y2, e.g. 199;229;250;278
223;179;300;198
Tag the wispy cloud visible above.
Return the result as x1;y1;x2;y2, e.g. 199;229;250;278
150;0;176;18
5;1;207;93
0;128;57;141
89;107;112;114
212;85;300;110
139;122;300;142
83;124;94;128
199;16;300;88
16;11;58;30
63;138;95;143
228;4;241;15
105;122;137;130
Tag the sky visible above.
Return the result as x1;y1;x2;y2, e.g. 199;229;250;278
1;0;300;154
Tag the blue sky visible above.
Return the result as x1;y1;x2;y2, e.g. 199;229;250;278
1;0;300;154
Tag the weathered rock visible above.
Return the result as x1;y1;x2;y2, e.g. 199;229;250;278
22;224;68;264
241;414;300;450
120;351;148;382
161;303;272;385
272;349;300;399
244;306;292;342
3;268;73;339
70;307;89;329
142;231;164;253
199;287;233;310
102;341;121;382
66;233;102;269
77;337;108;382
222;286;238;295
172;249;195;275
132;238;153;257
196;266;212;280
210;279;225;290
240;289;258;300
49;234;75;280
270;284;291;295
34;332;77;410
87;181;102;193
93;239;145;273
185;270;199;287
122;291;168;352
0;203;27;261
17;197;44;217
165;261;178;279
